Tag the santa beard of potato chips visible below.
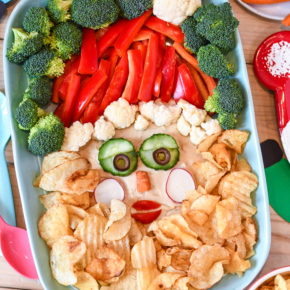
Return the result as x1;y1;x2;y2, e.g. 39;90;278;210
37;128;257;289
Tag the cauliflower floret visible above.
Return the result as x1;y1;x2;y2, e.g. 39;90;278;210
190;126;206;145
139;100;181;127
139;101;155;121
177;115;191;136
134;114;150;131
61;121;94;151
153;0;201;26
93;116;115;141
178;99;207;126
201;116;222;136
104;98;138;129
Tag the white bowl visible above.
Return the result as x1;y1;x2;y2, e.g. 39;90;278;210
248;266;290;290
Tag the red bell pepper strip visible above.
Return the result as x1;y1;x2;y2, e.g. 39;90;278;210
54;102;64;119
132;42;147;66
133;28;153;41
145;16;184;43
52;76;64;103
59;57;81;97
132;200;161;211
52;56;78;103
114;9;152;57
61;73;81;127
101;47;114;59
153;69;162;98
98;19;128;57
95;27;109;41
173;68;185;103
159;34;166;50
82;59;111;123
131;209;162;224
138;33;159;102
178;63;204;108
78;28;98;75
99;53;129;113
160;46;176;102
122;50;143;104
73;69;107;121
108;49;119;80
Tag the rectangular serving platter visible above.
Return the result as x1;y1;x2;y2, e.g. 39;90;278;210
3;0;271;289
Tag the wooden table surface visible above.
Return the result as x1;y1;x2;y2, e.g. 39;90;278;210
1;1;290;289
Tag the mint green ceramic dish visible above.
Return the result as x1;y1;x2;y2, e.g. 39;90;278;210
3;0;271;289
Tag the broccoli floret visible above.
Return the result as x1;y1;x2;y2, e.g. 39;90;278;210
116;0;152;20
50;22;82;60
71;0;120;29
28;113;65;156
47;0;72;23
23;77;53;107
197;44;234;78
204;79;244;129
23;49;65;78
217;113;238;130
14;99;46;130
23;7;54;37
194;3;239;53
6;28;44;64
181;16;208;54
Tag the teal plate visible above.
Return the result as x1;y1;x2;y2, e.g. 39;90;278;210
3;0;271;289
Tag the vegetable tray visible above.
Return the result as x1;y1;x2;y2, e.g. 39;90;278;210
3;0;271;289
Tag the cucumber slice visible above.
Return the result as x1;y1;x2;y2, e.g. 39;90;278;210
139;134;179;170
98;138;138;176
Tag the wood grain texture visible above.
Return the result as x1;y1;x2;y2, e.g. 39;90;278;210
1;0;290;289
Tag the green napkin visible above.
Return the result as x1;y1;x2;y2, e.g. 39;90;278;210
266;158;290;222
261;139;290;222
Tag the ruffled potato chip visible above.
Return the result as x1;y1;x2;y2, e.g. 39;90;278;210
38;204;72;248
105;199;127;232
86;246;126;282
225;233;247;259
157;249;171;271
219;171;258;218
74;214;107;266
40;191;90;210
39;158;90;193
87;203;110;218
172;276;192;290
218;129;249;154
65;169;100;194
101;266;137;290
41;151;80;175
274;274;288;290
66;205;88;230
188;245;230;289
74;271;99;290
216;197;242;239
137;267;160;290
243;217;257;258
50;235;86;286
131;236;156;269
106;235;131;264
235;158;251;172
128;218;144;246
103;206;131;241
197;132;221;153
157;214;201;249
224;249;251;277
167;247;192;272
148;273;183;290
209;143;232;171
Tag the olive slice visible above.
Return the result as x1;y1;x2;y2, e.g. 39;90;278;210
113;154;130;171
153;148;171;165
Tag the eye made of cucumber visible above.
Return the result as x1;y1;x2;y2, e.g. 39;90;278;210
139;134;179;170
98;138;138;176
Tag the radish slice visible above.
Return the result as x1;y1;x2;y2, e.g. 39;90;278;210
166;168;195;203
94;178;125;205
